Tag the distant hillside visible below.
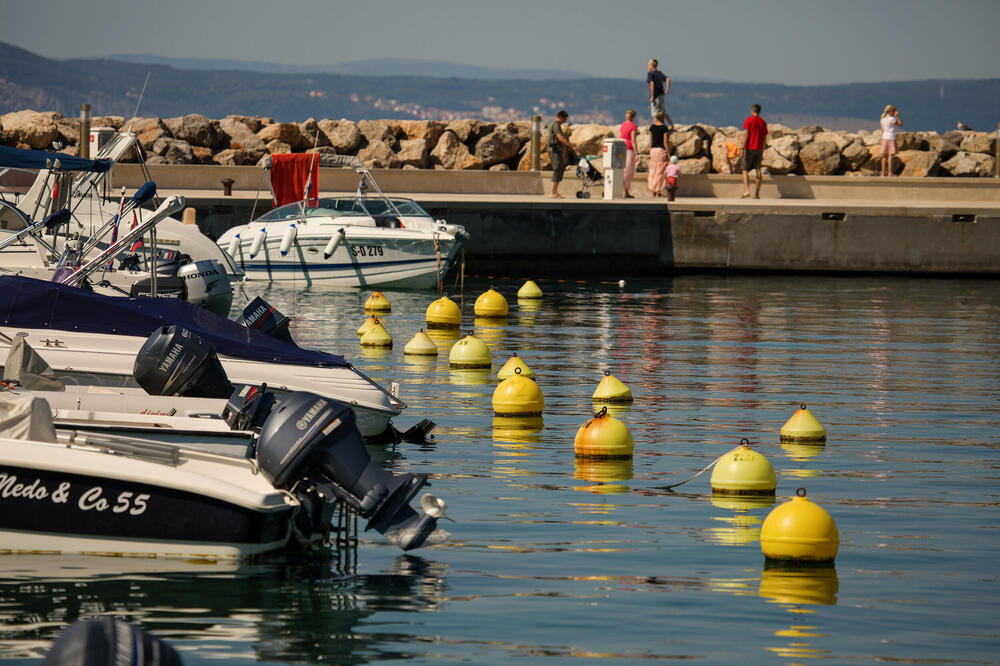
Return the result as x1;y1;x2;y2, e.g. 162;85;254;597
2;43;998;132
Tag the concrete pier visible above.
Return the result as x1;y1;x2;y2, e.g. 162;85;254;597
110;164;1000;276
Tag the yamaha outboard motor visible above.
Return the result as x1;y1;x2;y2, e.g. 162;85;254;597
133;325;232;398
256;391;445;551
178;259;232;317
237;296;294;344
222;383;276;432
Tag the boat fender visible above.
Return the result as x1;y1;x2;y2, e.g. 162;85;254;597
226;233;240;257
323;228;345;259
279;223;297;256
249;226;267;258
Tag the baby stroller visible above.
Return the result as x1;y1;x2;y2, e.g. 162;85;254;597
575;155;602;198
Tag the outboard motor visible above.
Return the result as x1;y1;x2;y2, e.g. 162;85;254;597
222;383;276;432
152;249;186;277
129;275;188;300
133;325;232;398
256;392;445;551
177;259;232;317
236;296;294;344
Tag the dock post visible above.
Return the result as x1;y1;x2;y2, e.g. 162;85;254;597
530;115;541;171
79;104;91;159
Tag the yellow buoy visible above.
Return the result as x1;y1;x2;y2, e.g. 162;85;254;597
497;352;534;380
360;319;392;348
780;403;827;443
517;280;543;299
426;295;462;329
357;315;379;337
574;407;634;459
492;368;544;416
710;438;777;496
364;291;391;313
760;488;839;564
474;286;508;317
592;370;633;403
403;329;438;356
448;333;491;368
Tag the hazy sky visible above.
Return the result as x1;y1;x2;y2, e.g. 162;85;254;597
2;0;998;85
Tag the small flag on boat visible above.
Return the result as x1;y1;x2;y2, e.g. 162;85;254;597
129;210;143;252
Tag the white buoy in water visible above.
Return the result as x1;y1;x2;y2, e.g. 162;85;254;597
618;280;626;288
226;233;240;257
279;223;297;256
249;227;267;258
323;228;345;259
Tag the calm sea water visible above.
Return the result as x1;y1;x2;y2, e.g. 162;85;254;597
2;273;998;664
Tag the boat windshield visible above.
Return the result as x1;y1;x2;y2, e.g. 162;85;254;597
255;197;430;222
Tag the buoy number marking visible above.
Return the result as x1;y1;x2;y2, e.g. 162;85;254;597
351;245;384;257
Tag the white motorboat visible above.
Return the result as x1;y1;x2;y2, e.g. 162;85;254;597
217;154;468;289
0;275;406;439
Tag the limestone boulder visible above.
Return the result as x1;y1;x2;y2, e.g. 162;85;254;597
489;163;510;172
942;130;966;146
357;120;401;148
678;156;711;175
219;116;267;159
941;151;995;177
53;117;80;146
767;124;795;139
225;115;266;133
446;119;494;145
769;135;800;162
151;137;194;164
0;110;61;150
516;146;551;171
130;117;172;150
265;139;292;155
398;120;447;149
396;138;428;168
636;154;649;173
960;132;995;155
431;131;483;170
814;131;852;152
257;123;302;150
859;129;881;147
762;146;796;174
164;114;223;149
91;116;124;130
567;123;613;156
798;141;841;175
357;139;399;169
895;131;927;151
710;133;744;174
318;119;362;154
635;127;651;154
474;122;523;167
925;134;960;161
897;150;940;177
297;118;329;150
212;148;246;166
841;140;869;171
191;146;214;164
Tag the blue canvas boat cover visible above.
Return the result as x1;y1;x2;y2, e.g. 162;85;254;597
0;276;348;368
0;145;112;173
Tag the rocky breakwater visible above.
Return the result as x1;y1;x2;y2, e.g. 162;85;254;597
1;110;997;178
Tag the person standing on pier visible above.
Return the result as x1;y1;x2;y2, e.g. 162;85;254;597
620;109;638;198
880;104;902;176
647;111;672;197
740;103;768;199
647;59;670;119
547;110;574;199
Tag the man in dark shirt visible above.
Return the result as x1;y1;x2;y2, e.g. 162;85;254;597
647;59;670;119
741;103;768;199
547;110;574;199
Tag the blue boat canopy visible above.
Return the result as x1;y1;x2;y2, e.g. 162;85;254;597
0;276;348;368
0;145;112;173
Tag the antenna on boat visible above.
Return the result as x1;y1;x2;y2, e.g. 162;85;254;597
127;73;151;132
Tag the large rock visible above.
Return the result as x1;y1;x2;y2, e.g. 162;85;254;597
151;137;194;163
672;130;707;159
218;116;267;159
53;117;80;147
212;148;246;166
941;151;995;177
710;132;745;174
91;116;124;130
567;123;613;155
678;156;711;175
431;131;483;170
841;140;869;171
897;150;940;177
768;123;795;139
318;119;362;154
762;146;796;174
396;138;428;168
445;119;494;145
398;120;447;149
0;110;61;150
769;135;800;162
814;131;852;151
191;146;214;164
798;141;841;175
474;122;523;167
635;127;651;154
265;139;292;154
960;132;995;154
357;139;399;168
925;134;960;161
257;123;302;150
164;114;223;149
297;118;329;150
896;131;927;151
357;120;400;148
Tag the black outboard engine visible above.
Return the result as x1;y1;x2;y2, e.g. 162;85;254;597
43;617;182;666
133;325;232;398
222;383;276;432
256;391;442;551
237;296;294;344
129;275;188;300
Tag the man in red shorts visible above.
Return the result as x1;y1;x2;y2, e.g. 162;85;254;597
741;103;768;199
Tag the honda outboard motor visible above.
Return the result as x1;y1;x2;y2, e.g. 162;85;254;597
133;325;232;398
256;392;445;551
178;259;232;317
237;296;294;344
152;249;186;277
222;383;276;432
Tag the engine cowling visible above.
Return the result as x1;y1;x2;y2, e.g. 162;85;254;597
133;325;232;398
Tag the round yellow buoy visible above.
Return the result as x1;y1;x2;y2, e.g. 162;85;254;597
497;352;534;380
760;488;839;564
592;370;633;403
426;295;461;329
474;286;508;317
492;368;544;416
357;315;380;337
364;291;391;313
780;403;827;443
517;280;543;299
403;329;438;356
360;319;392;348
574;407;634;459
448;333;491;368
710;438;777;496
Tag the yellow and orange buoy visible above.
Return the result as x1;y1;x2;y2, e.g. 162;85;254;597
357;315;380;337
574;407;634;459
780;404;827;443
497;352;535;380
474;286;508;317
426;295;462;329
517;280;543;300
492;367;544;417
403;329;438;356
363;291;391;313
760;488;839;564
359;318;392;348
448;333;491;369
592;370;633;403
710;438;777;496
